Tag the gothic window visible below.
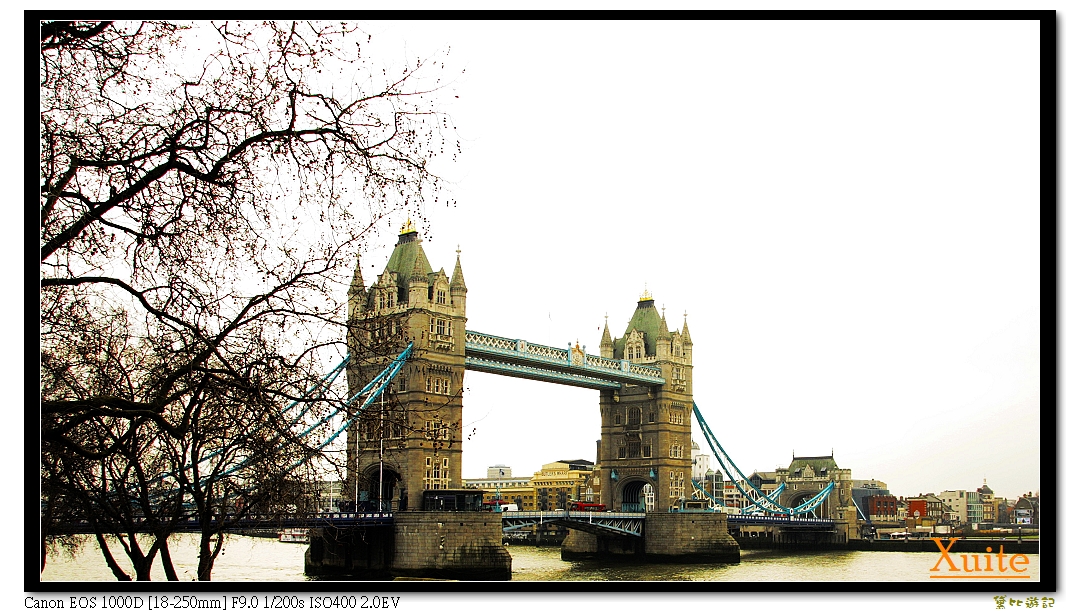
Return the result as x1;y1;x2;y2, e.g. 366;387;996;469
437;289;447;304
426;420;450;441
618;446;626;459
669;409;684;425
669;471;685;500
628;407;641;427
424;456;451;490
670;443;683;458
642;443;652;458
613;410;623;426
628;440;641;458
643;483;655;512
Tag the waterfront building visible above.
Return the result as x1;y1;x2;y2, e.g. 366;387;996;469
851;480;890;522
865;495;899;522
966;490;984;525
1014;493;1039;526
938;490;969;525
465;459;595;511
905;494;945;526
690;442;710;480
487;464;512;478
977;480;996;526
692;468;723;503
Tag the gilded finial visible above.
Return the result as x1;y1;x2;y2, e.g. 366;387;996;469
639;284;652;302
399;218;416;235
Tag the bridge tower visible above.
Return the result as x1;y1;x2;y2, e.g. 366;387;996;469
597;290;694;512
345;220;467;511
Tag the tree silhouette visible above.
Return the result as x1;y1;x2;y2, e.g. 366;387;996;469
40;20;459;580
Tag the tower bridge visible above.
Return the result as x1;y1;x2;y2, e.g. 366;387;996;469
344;221;700;518
304;222;850;578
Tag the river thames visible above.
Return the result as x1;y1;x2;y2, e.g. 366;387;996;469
39;533;1041;583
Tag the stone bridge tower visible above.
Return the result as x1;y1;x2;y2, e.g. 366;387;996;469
597;290;694;512
345;220;467;511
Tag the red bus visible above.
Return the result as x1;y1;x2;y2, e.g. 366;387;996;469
569;501;606;512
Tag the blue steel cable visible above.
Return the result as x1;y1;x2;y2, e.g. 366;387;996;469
146;346;410;508
693;402;833;516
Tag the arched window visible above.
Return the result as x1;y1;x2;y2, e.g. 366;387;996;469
628;407;641;427
643;483;655;512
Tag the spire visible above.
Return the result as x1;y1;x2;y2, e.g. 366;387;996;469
599;314;613;358
450;245;466;291
659;305;670;337
348;257;365;296
681;311;693;344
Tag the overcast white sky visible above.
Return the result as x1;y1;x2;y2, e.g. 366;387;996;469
345;19;1044;501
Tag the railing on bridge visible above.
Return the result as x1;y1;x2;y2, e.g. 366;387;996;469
51;512;397;535
464;331;665;389
500;510;645;537
726;514;835;528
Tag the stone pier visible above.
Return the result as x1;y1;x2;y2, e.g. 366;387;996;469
305;512;511;580
391;511;511;580
562;512;740;564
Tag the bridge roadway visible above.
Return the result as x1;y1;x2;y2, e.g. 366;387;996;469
464;330;665;389
54;510;834;536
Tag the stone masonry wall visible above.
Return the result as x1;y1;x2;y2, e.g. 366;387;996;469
391;511;511;580
643;512;740;563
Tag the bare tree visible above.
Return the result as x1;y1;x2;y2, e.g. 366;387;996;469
40;20;459;580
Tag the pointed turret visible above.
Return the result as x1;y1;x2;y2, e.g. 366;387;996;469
408;249;428;305
348;257;365;297
681;312;693;363
450;247;466;290
600;315;613;358
450;247;467;313
655;307;671;360
347;257;367;322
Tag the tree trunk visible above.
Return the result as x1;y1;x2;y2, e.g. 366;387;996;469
197;531;224;581
158;535;179;581
93;530;131;581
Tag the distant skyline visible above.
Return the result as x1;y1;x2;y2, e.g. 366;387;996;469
346;19;1042;503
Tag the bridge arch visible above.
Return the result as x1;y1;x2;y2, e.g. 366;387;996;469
618;478;656;512
358;464;402;512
